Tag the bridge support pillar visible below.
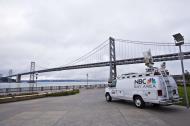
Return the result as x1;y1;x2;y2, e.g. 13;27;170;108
108;37;117;87
16;74;21;83
29;62;35;83
8;69;13;83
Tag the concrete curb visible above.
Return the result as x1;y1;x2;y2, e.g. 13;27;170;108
0;93;46;104
0;90;79;104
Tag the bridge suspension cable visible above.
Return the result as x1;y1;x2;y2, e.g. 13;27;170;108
63;39;109;66
38;37;190;70
115;38;190;46
115;38;190;60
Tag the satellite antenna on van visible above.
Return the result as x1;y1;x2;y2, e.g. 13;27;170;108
143;49;154;68
161;62;166;69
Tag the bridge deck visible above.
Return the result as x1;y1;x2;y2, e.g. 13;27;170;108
7;51;190;77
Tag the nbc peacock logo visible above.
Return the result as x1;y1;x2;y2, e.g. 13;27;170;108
147;78;156;85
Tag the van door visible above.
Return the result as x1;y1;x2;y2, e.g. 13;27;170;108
167;85;173;100
160;77;173;99
168;77;179;99
110;89;117;97
116;90;124;98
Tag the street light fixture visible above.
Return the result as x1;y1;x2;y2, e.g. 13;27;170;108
173;33;189;108
173;33;184;46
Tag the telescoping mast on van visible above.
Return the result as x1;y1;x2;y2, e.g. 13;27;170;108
105;50;181;108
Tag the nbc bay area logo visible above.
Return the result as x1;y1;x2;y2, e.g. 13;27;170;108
134;78;156;88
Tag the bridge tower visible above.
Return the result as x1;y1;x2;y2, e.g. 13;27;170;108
29;62;35;83
16;74;21;83
108;37;117;87
8;69;13;83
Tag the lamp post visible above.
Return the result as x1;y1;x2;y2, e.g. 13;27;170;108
86;73;88;88
173;33;189;108
35;73;38;91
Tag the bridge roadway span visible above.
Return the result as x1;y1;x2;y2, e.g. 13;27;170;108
8;51;190;77
0;88;189;126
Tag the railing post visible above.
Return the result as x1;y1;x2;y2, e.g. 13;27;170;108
6;88;8;93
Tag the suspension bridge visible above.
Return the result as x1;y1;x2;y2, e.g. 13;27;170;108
5;37;190;83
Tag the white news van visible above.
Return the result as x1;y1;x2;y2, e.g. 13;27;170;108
105;66;181;108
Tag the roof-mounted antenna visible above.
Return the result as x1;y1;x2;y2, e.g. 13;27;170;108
161;62;166;69
143;49;154;68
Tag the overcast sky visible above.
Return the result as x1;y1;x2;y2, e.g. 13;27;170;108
0;0;190;80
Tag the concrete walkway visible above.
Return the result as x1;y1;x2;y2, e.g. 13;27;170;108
0;89;189;126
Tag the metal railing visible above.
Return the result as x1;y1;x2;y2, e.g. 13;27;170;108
0;84;108;94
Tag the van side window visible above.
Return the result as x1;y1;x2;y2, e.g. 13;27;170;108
122;76;125;79
154;72;160;75
132;75;136;78
138;75;142;77
166;72;169;75
146;74;150;76
127;76;130;78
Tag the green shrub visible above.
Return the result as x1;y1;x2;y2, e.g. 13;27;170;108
177;86;190;106
0;89;80;104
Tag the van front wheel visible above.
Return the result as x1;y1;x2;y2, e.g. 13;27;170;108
105;93;112;102
134;96;145;108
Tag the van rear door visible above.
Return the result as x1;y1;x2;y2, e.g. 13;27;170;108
159;76;178;100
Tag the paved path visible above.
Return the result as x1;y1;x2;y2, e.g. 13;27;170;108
0;89;189;126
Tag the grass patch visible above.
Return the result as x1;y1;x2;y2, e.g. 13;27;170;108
0;89;80;104
177;85;190;106
45;89;80;97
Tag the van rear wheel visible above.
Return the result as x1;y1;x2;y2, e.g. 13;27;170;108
105;93;112;102
134;96;145;108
